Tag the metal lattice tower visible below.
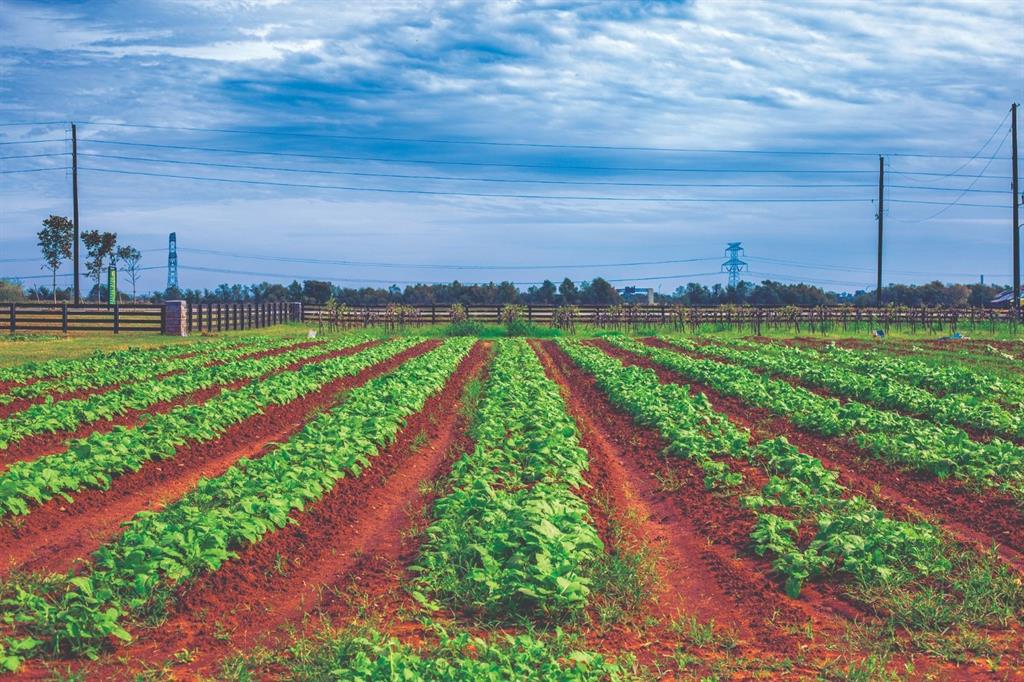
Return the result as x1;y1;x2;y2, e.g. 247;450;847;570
166;232;178;291
722;242;747;288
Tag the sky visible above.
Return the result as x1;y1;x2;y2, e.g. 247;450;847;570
0;0;1022;295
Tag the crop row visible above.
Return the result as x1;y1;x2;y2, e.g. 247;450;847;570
690;338;1023;440
0;335;310;407
616;337;1024;501
0;337;475;669
0;334;368;451
748;338;1024;409
557;340;956;598
0;337;417;517
0;337;246;385
413;339;603;619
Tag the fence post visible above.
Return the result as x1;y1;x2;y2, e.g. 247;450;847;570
113;303;120;334
8;303;14;334
61;302;68;334
162;301;188;336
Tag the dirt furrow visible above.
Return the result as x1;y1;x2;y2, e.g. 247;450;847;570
85;341;490;679
636;338;1024;568
536;340;857;667
0;340;430;578
0;339;375;469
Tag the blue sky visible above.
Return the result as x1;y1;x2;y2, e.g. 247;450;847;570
1;0;1021;294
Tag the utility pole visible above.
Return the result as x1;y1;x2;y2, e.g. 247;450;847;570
876;155;884;307
72;122;81;304
1012;102;1020;319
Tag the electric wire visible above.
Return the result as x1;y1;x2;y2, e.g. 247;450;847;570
83;121;1012;160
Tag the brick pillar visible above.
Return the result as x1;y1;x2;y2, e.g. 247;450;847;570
288;301;303;323
163;300;189;336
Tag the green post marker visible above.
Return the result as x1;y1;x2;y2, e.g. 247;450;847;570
107;266;117;306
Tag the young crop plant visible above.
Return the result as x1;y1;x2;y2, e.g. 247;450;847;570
691;338;1024;441
623;337;1024;503
0;337;416;516
0;333;370;450
0;335;313;407
0;338;475;670
754;338;1024;411
556;340;749;491
413;339;604;620
565;339;1023;643
0;337;246;385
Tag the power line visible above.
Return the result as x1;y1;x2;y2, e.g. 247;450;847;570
177;247;724;270
82;139;884;175
77;152;885;190
72;152;1009;194
0;121;66;127
895;127;1012;222
749;256;1010;277
173;264;726;286
897;108;1012;181
889;198;1004;209
83;121;1011;160
2;266;163;281
0;138;66;146
0;153;69;161
76;166;878;203
0;167;68;175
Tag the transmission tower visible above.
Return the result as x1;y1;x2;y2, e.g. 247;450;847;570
722;242;747;288
167;232;178;291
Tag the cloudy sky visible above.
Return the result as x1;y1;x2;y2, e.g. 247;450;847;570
0;0;1021;294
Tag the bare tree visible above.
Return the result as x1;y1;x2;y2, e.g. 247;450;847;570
36;215;73;302
117;245;142;301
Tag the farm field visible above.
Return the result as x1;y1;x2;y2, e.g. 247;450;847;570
0;329;1022;680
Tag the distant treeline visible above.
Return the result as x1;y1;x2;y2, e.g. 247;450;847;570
4;276;1009;308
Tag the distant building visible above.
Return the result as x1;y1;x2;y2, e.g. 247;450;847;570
617;287;655;304
989;289;1021;308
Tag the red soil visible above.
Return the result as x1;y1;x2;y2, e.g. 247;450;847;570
0;339;375;469
0;340;437;578
638;338;1024;569
76;341;490;679
535;341;857;668
0;339;325;420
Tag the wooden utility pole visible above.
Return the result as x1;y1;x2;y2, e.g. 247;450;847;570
1012;103;1020;319
72;122;81;304
876;155;884;307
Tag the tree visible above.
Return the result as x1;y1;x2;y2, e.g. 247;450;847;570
0;279;26;302
535;279;557;304
582;277;620;305
36;215;73;302
116;245;142;301
81;230;117;302
558;278;579;304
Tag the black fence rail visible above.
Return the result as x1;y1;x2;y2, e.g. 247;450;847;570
302;303;1018;333
185;302;292;334
2;303;163;334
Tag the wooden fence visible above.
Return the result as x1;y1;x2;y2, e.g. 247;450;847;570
2;301;296;335
2;303;164;334
302;304;1018;333
185;302;291;334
